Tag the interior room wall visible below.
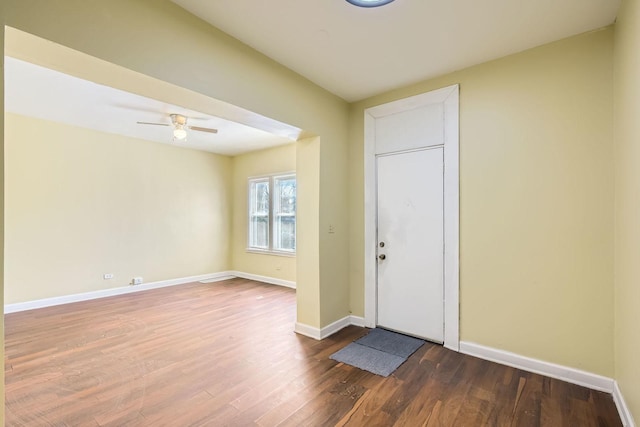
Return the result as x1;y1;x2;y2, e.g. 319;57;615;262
4;0;350;332
4;113;232;304
0;8;6;425
230;143;296;283
4;6;635;425
349;28;615;377
613;0;640;421
295;136;321;328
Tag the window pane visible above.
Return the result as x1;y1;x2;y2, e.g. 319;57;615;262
249;180;269;249
251;181;269;215
274;214;296;251
274;176;296;251
249;215;269;248
275;177;296;214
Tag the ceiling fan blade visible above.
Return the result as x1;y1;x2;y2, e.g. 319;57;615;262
114;103;170;115
137;121;170;126
189;126;218;134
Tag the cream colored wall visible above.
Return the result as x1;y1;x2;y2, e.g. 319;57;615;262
350;29;615;376
4;0;350;330
614;0;640;421
296;137;321;327
5;113;232;304
0;8;5;424
3;4;632;414
230;143;296;282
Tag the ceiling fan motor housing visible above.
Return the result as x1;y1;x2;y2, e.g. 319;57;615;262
170;114;188;126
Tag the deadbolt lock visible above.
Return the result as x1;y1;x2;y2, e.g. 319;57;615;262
379;242;385;247
378;254;386;260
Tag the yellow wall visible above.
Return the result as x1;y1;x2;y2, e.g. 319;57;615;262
4;0;351;330
4;5;638;420
5;111;303;304
350;29;615;376
5;113;232;303
230;144;296;282
0;5;5;424
296;137;321;327
614;0;640;421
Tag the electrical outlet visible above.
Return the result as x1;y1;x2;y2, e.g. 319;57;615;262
132;277;143;285
103;273;114;280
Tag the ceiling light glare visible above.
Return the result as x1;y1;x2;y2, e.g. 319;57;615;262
346;0;395;7
173;128;187;140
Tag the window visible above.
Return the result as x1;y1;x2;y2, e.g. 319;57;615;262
248;178;270;250
248;173;296;254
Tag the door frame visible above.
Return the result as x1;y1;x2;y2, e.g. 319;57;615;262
363;84;459;351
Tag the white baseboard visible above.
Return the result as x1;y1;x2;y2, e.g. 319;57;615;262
4;271;297;314
320;316;352;338
5;272;235;314
294;322;322;340
295;315;367;340
349;315;366;327
460;341;614;393
229;271;296;289
613;381;637;427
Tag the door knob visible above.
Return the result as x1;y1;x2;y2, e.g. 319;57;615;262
378;254;386;260
379;242;385;247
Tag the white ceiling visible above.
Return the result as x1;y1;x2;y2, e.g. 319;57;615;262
4;57;296;156
172;0;620;102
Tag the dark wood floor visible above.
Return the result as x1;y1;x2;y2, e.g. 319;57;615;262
5;278;621;426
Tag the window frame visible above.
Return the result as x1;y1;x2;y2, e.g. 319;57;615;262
247;177;271;251
247;172;296;257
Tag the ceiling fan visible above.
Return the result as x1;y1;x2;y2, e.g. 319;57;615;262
137;113;218;141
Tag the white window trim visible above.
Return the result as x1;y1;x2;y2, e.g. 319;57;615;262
246;248;297;257
247;171;296;256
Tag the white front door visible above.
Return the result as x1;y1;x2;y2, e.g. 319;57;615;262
365;84;459;350
376;148;444;342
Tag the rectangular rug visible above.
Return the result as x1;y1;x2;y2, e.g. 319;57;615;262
330;328;425;377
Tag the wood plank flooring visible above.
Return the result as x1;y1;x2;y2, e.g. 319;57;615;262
5;278;622;426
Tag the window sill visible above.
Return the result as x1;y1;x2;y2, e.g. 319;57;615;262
246;248;296;258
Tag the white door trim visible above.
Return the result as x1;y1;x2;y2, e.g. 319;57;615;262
364;84;460;351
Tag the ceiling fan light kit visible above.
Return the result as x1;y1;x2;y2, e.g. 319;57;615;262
170;114;188;140
170;113;188;141
173;127;188;141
